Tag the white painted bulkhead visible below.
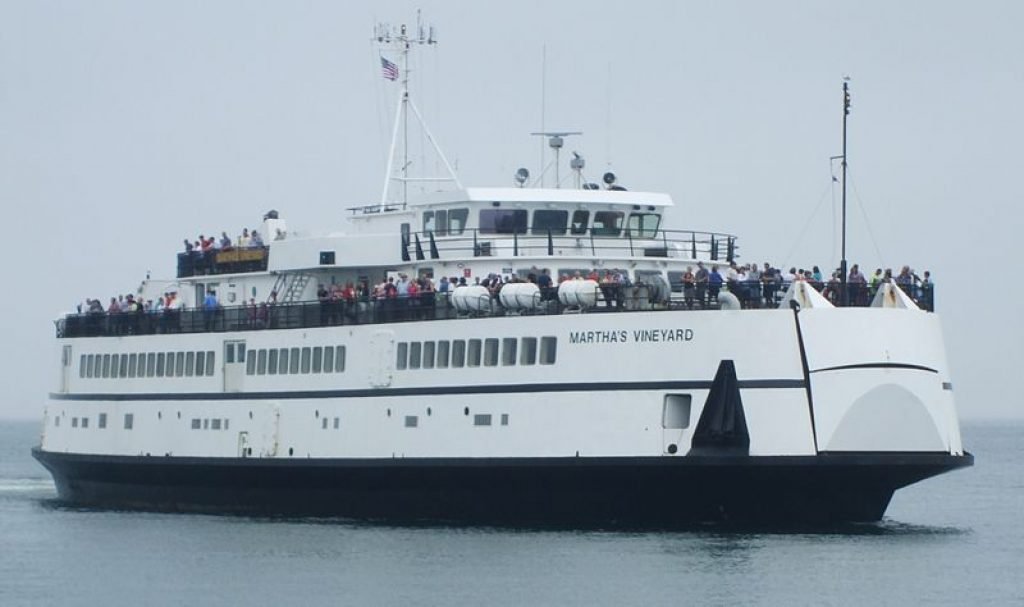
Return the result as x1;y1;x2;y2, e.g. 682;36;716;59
43;309;836;459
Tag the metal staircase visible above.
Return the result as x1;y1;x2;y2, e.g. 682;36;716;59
268;273;312;303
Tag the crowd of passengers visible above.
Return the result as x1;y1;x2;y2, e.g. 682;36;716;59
68;260;935;336
671;261;935;310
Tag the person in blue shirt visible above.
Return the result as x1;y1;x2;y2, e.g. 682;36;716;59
203;290;219;331
708;265;723;304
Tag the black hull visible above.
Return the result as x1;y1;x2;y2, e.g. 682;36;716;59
32;448;973;526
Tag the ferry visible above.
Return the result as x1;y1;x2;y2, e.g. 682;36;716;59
32;23;972;525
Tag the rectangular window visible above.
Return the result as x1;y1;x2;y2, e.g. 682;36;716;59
72;417;78;428
335;346;346;372
246;353;256;376
79;355;87;378
268;349;279;375
448;208;469;235
98;413;107;429
422;210;436;233
501;338;517;366
422;342;435;369
203;419;209;430
570;210;590;235
289;347;300;374
592;211;624;236
405;415;418;428
396;342;408;370
81;417;89;428
435;209;448;236
224;419;229;430
124;413;134;430
479;209;528;234
85;354;94;378
257;349;268;375
102;354;111;378
321;417;328;429
436;340;450;368
483;338;499;367
211;418;222;430
520;337;537;365
409;342;422;369
540;336;557;365
136;352;146;377
451;340;466;367
662;394;693;429
191;418;201;430
278;348;289;374
111;354;120;379
128;354;137;378
467;339;482;367
93;354;101;378
501;413;509;426
147;353;156;377
119;354;128;378
185;352;195;377
627;212;661;238
312;347;323;373
175;352;185;377
205;351;215;376
226;344;235;364
333;417;339;429
156;353;165;377
301;347;311;374
196;351;206;376
165;351;175;377
322;346;333;373
473;414;492;426
531;209;569;235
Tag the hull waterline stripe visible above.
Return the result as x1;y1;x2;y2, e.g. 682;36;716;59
810;362;939;374
49;379;806;402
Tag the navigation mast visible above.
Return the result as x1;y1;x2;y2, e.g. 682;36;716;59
374;14;462;207
839;79;851;305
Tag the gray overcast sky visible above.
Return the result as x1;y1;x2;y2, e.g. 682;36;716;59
1;0;1020;420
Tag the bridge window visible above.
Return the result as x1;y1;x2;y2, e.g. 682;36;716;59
570;210;589;234
479;209;528;234
531;210;568;235
448;208;468;235
592;211;624;236
627;213;661;238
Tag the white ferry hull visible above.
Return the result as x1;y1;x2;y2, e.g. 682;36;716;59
35;307;972;525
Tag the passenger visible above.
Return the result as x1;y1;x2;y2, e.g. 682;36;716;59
317;284;330;325
682;266;696;309
250;230;264;247
694;262;709;308
203;289;219;331
238;228;251;248
708;265;723;304
869;268;883;297
745;264;762;308
849;264;867;305
219;232;232;249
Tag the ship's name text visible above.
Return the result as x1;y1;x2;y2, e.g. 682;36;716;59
568;328;694;345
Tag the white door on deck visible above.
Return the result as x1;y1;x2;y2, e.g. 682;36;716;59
368;330;394;388
223;340;247;392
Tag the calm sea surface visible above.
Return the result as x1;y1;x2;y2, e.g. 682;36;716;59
0;419;1020;606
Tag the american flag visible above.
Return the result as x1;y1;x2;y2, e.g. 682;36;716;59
381;56;399;81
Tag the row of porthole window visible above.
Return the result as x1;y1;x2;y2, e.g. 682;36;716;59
80;352;215;379
57;413;131;429
245;346;347;376
190;418;230;431
396;337;556;370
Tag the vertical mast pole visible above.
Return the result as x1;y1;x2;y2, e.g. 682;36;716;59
840;80;850;306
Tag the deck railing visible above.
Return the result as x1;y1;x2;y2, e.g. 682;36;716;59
56;282;934;339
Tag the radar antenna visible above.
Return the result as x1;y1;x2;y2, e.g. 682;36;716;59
529;131;582;188
374;13;462;207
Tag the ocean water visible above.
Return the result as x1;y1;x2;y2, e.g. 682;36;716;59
0;420;1020;606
